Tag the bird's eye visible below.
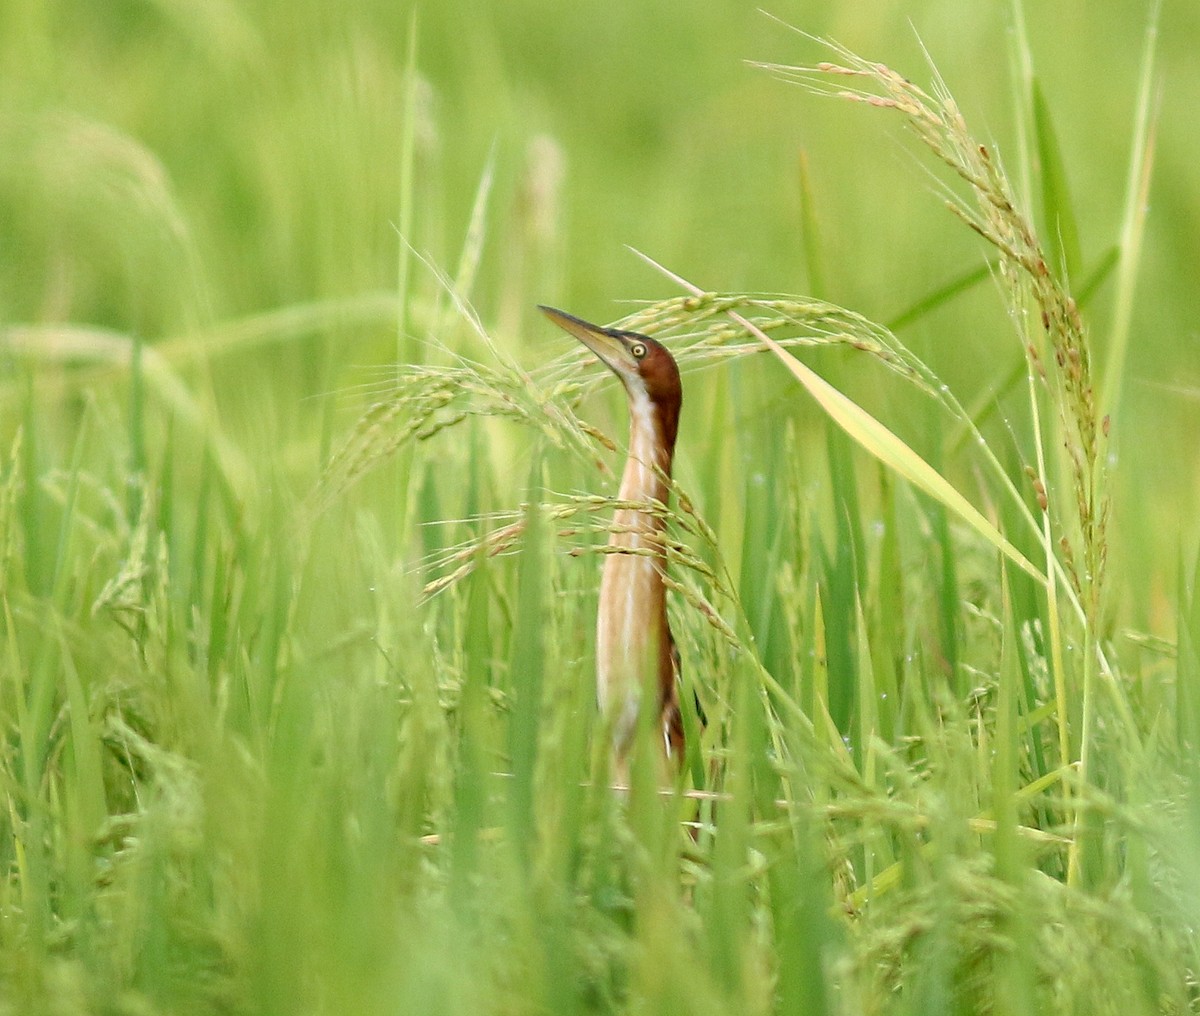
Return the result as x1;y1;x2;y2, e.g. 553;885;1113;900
630;342;647;359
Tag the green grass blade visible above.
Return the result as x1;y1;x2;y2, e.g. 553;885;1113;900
769;829;835;1015
1075;245;1119;308
57;625;108;922
821;428;861;732
1100;1;1161;422
886;260;994;332
451;546;495;905
129;334;146;518
797;148;827;299
396;12;420;365
1007;0;1036;211
928;492;961;694
453;148;496;304
758;331;1045;585
1179;551;1200;749
507;468;546;870
1032;78;1083;284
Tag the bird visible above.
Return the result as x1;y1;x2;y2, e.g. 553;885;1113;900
539;305;686;785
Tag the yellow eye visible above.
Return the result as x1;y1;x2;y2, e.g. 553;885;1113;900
630;342;647;359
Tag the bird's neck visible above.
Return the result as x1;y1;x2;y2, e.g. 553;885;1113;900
617;394;674;511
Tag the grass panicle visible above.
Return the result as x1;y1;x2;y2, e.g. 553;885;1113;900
757;39;1113;623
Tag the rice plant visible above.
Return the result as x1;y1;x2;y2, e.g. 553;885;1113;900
0;2;1194;1014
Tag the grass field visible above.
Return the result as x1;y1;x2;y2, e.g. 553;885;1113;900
2;1;1199;1013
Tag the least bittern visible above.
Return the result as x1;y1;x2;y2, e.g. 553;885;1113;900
540;306;685;783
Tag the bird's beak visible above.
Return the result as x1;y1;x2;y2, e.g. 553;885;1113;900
538;305;638;376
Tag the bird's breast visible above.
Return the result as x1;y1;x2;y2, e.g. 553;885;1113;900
595;390;674;748
597;552;663;739
595;506;668;724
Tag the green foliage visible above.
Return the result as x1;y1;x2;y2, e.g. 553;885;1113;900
0;2;1195;1014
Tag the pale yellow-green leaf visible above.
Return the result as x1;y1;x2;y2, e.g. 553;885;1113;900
760;332;1045;586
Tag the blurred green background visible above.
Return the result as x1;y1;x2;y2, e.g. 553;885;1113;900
1;0;1194;595
1;1;1197;1012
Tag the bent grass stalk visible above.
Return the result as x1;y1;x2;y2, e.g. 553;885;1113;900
752;36;1160;885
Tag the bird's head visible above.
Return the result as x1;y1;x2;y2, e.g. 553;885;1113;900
538;306;682;429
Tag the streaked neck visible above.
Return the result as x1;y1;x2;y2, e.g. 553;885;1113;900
618;392;673;510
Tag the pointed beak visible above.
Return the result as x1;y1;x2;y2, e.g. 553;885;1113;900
538;305;638;376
